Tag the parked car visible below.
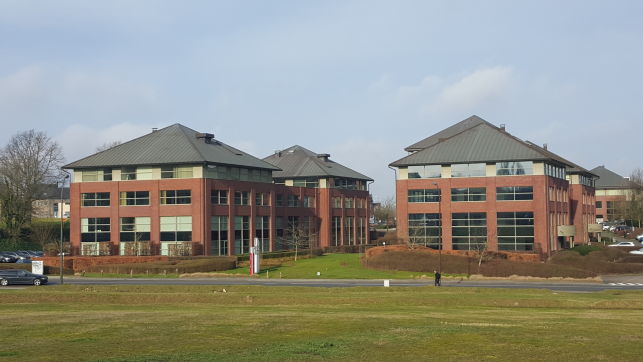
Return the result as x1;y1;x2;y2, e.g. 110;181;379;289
629;248;643;255
607;241;636;247
0;269;48;286
0;253;18;263
636;233;643;242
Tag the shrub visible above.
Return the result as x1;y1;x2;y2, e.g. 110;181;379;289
569;244;602;256
82;257;237;274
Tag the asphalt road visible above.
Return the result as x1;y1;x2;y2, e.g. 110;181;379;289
44;276;643;292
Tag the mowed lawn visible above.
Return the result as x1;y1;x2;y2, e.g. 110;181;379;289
1;286;643;361
224;253;427;279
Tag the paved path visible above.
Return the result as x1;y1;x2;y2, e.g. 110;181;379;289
45;276;643;292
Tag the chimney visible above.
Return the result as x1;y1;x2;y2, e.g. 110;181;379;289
317;153;331;161
152;128;158;132
196;132;215;143
543;143;548;150
499;124;506;131
275;150;282;157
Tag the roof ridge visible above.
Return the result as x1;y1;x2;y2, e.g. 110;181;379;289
176;124;210;164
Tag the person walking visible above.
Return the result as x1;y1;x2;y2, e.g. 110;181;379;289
434;270;441;286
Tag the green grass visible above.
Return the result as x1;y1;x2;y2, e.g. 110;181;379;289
1;285;642;361
223;253;429;279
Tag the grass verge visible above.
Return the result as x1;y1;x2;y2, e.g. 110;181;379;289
0;285;642;361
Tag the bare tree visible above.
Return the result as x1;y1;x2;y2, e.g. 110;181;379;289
0;130;64;239
95;140;122;153
625;169;643;228
30;221;57;248
373;197;396;229
284;217;317;261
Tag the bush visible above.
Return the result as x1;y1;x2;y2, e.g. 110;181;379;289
82;257;237;274
237;249;323;261
569;244;602;256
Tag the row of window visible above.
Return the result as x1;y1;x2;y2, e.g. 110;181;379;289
331;197;368;209
407;186;534;203
84;190;368;208
82;165;274;183
408;161;534;179
408;211;535;251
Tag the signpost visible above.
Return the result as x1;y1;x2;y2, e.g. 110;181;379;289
249;237;261;276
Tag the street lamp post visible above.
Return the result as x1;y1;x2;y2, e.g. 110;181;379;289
433;182;442;272
59;171;70;284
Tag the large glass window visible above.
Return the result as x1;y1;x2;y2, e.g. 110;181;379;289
211;190;228;205
408;189;440;203
255;216;270;252
119;217;150;242
451;187;486;202
121;167;153;181
293;178;319;188
81;169;112;182
160;216;192;242
496;186;533;201
119;191;150;206
451;163;486;178
497;212;534;251
275;216;285;250
595;201;602;209
81;192;110;207
275;194;284;207
408;213;441;249
234;191;249;205
332;197;342;208
331;216;341;246
287;195;300;207
160;190;191;204
81;218;111;242
303;196;315;208
545;163;566;180
345;217;354;245
234;216;250;254
255;192;269;206
211;216;228;256
334;178;364;190
496;161;533;176
451;213;487;250
344;198;353;208
161;166;193;179
408;165;441;179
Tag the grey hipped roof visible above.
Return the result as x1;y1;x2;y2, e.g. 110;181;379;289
263;145;372;181
590;166;635;189
390;116;596;176
64;124;280;171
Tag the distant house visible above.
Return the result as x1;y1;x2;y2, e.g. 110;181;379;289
590;166;636;223
32;184;70;219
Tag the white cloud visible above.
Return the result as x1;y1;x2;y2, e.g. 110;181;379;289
426;66;514;115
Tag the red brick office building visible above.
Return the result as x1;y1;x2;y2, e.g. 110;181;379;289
65;124;371;256
590;166;635;223
390;116;597;255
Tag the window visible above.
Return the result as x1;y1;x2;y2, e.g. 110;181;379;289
579;175;594;187
496;161;533;176
408;213;441;249
496;186;533;201
211;190;228;205
161;166;193;179
408;189;440;203
287;195;299;207
331;216;341;246
121;167;137;180
345;217;354;245
332;197;342;208
234;216;249;254
303;196;315;208
344;198;353;208
81;218;110;242
595;201;602;209
408;165;441;179
451;213;486;250
160;190;191;204
119;217;150;242
276;194;284;207
451;163;486;178
293;178;319;188
358;217;367;244
120;167;152;181
497;212;534;251
119;191;150;206
234;191;249;205
255;216;270;252
82;169;112;182
451;188;486;202
275;216;285;250
255;192;269;206
81;192;110;207
160;216;192;242
334;178;364;190
211;216;228;256
545;163;566;180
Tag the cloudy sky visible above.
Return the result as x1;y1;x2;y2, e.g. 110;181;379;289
1;1;642;201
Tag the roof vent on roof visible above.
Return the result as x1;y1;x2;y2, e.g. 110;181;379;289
274;150;282;157
543;143;548;150
196;133;215;143
152;127;158;132
317;153;330;161
499;124;506;131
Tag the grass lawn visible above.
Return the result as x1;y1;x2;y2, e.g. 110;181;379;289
223;253;432;279
1;285;642;361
